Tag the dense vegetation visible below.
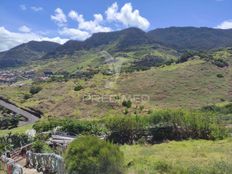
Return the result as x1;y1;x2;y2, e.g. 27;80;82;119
0;133;31;154
33;109;227;144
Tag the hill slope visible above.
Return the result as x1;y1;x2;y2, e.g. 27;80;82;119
0;49;231;117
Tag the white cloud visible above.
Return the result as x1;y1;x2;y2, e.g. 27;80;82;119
18;25;31;33
20;4;27;11
68;10;112;33
0;27;68;51
31;6;43;12
216;20;232;29
49;3;150;41
59;27;90;40
105;2;150;30
51;8;67;26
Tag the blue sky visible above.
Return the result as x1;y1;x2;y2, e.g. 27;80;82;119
0;0;232;51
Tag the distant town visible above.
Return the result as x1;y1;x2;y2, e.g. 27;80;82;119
0;70;52;84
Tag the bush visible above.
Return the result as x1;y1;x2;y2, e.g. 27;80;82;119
201;103;232;114
33;118;107;136
212;59;229;68
32;141;53;153
62;119;106;136
0;116;19;129
0;133;30;151
149;110;227;141
122;100;132;108
217;74;224;78
105;116;148;144
34;110;227;145
64;136;124;174
74;84;83;91
33;118;62;132
30;86;42;95
24;93;32;100
178;51;195;63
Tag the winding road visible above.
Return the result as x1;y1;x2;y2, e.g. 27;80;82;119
0;99;39;125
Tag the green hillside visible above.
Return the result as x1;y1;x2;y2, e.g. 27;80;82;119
0;48;231;118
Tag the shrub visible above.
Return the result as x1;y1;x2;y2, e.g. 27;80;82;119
149;110;227;141
32;141;53;153
212;59;229;68
0;116;19;129
217;74;224;78
201;103;232;114
122;100;132;108
74;84;83;91
0;133;30;151
178;51;195;63
30;86;42;95
33;118;107;136
33;110;227;145
62;119;106;136
105;116;148;144
64;136;124;174
24;93;32;100
33;118;62;132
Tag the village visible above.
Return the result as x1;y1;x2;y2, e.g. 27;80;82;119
0;70;53;84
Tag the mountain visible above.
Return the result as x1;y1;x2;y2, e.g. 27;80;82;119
147;27;232;51
1;27;232;68
44;28;149;59
45;27;232;60
0;41;60;68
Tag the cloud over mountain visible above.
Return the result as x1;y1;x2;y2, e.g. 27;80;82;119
0;26;68;51
50;2;150;41
217;20;232;29
106;2;150;30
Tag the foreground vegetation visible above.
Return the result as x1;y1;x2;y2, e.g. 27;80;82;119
0;107;231;174
65;136;124;174
122;138;232;174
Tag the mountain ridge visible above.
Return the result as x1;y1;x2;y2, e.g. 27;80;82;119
1;26;232;68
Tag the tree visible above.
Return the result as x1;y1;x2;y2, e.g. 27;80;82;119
64;136;124;174
30;86;42;95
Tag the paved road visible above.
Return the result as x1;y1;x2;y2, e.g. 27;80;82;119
0;99;39;125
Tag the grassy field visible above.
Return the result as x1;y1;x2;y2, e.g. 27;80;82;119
0;124;32;137
122;138;232;174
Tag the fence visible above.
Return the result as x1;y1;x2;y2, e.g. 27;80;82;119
26;151;65;174
0;155;23;174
